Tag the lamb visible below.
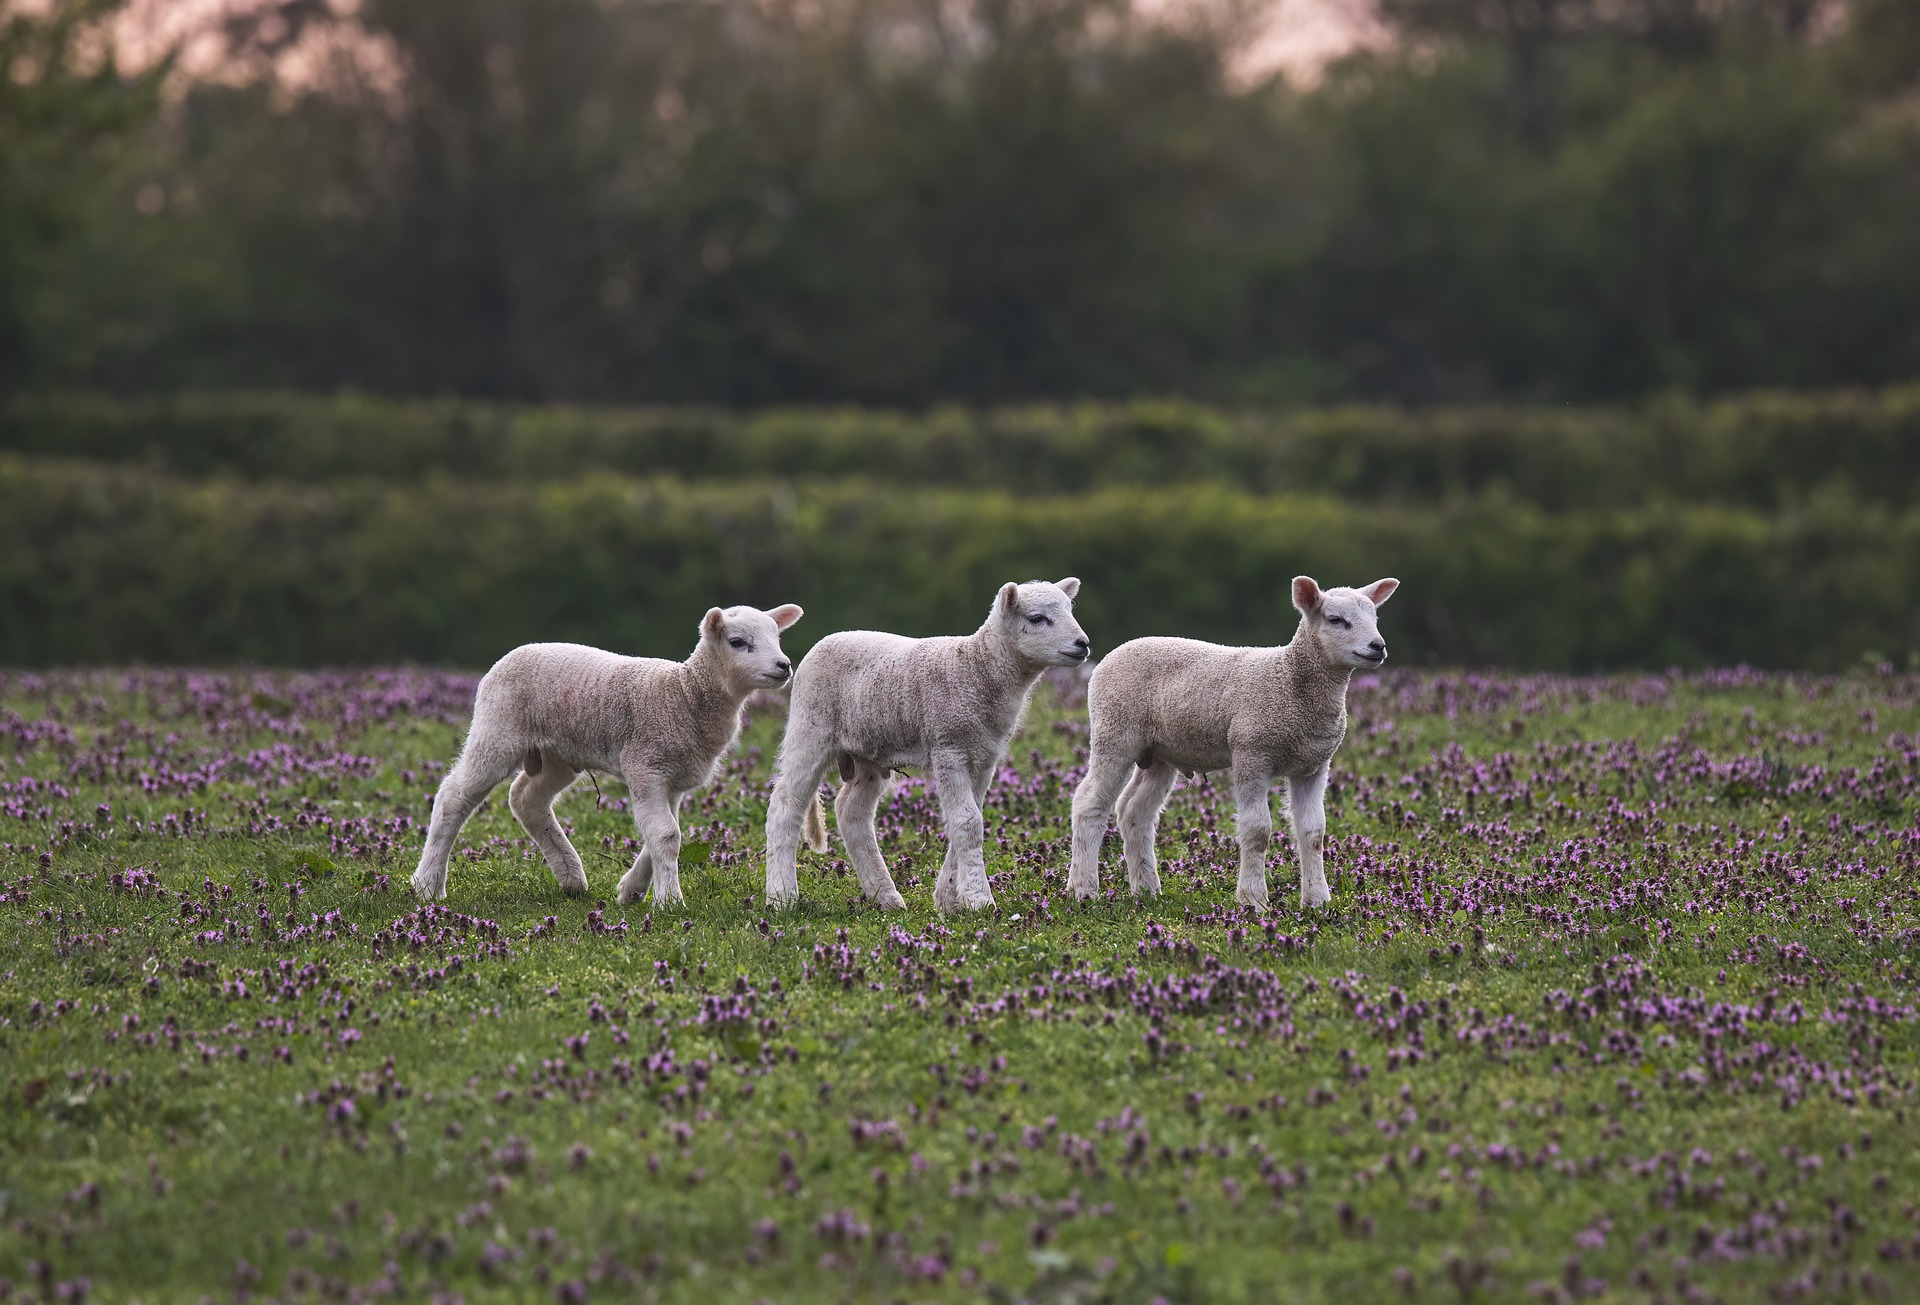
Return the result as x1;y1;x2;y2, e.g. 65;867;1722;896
410;604;804;907
1067;576;1398;911
764;579;1090;913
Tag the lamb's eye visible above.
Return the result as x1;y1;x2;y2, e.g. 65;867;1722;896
1328;616;1350;629
1026;613;1050;626
728;637;749;650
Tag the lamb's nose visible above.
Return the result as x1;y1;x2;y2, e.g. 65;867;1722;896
1072;636;1090;653
775;659;792;676
1368;640;1386;654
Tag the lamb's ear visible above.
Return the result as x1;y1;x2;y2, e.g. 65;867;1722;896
1056;577;1081;603
999;582;1020;613
768;604;804;631
1291;576;1323;616
701;608;726;640
1362;578;1399;607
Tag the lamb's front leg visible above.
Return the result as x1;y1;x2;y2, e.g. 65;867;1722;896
1288;762;1332;909
619;777;685;908
932;751;992;913
1229;761;1275;911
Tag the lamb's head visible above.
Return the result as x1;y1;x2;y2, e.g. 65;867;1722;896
1292;576;1398;669
991;578;1090;668
700;603;804;691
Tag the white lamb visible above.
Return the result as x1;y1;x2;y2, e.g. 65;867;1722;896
764;579;1089;913
410;604;804;907
1067;576;1398;911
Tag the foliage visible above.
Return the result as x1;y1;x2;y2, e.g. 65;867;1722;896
8;0;1920;404
8;385;1920;508
0;667;1917;1301
0;0;160;391
2;453;1917;669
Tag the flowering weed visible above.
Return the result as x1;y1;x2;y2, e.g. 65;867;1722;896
0;666;1916;1301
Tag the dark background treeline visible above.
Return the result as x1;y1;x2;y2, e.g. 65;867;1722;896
3;1;1918;671
6;0;1920;406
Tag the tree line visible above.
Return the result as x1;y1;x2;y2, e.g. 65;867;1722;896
5;0;1919;406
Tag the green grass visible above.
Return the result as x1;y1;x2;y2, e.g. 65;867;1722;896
1;666;1917;1303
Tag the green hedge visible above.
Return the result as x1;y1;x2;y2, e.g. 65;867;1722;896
7;386;1920;508
4;456;1915;669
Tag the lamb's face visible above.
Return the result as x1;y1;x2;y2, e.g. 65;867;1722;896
998;578;1091;668
703;604;803;689
1294;577;1398;669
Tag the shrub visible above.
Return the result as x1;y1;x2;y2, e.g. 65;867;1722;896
5;386;1919;507
3;457;1913;669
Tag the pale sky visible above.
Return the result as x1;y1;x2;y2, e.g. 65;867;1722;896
1239;0;1386;80
108;0;1378;89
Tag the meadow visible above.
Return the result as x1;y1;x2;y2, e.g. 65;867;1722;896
2;664;1917;1303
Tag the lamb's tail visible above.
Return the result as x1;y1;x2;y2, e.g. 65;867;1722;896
804;792;829;853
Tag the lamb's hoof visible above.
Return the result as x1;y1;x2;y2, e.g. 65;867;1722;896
1130;876;1162;899
1235;886;1269;912
410;871;443;901
874;890;908;912
557;877;590;898
615;880;647;906
1300;890;1330;910
651;891;688;911
765;889;800;911
1065;876;1099;900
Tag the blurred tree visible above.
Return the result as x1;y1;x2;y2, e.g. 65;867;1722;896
1839;0;1920;93
9;0;1920;405
1371;0;1841;142
1288;10;1920;399
0;0;159;393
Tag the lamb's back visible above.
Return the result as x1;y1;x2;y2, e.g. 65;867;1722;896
794;630;1004;762
476;642;674;769
1089;637;1267;768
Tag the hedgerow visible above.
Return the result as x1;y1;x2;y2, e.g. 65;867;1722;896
4;457;1915;669
7;385;1919;507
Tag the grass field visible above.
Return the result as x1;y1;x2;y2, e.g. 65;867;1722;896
2;665;1917;1303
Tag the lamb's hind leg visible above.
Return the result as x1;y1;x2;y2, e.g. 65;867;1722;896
508;751;587;895
1288;762;1332;909
933;838;961;914
1116;760;1177;897
1229;760;1276;912
836;762;906;911
1067;748;1134;900
765;737;835;910
411;734;520;901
